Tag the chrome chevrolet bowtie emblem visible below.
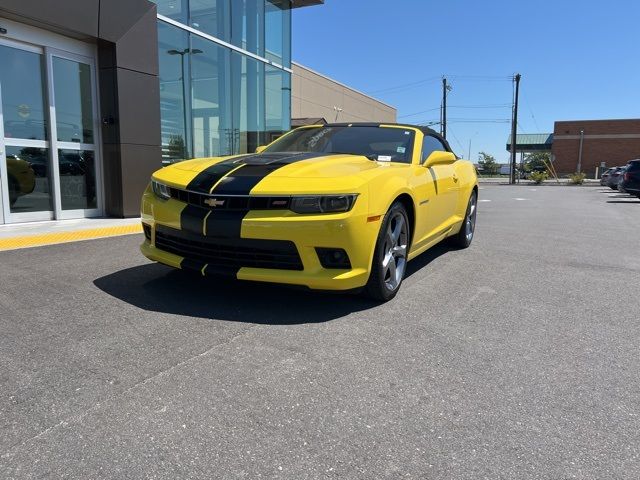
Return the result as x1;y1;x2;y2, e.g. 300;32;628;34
204;198;225;207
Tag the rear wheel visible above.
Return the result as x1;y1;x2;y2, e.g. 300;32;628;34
364;201;409;302
448;190;477;249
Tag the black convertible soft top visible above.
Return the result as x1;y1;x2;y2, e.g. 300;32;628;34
320;122;455;154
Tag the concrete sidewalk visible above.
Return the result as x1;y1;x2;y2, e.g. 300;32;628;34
0;217;142;251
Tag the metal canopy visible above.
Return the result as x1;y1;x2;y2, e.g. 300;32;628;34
506;133;553;152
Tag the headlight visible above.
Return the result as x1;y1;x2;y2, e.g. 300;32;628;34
152;180;171;200
290;195;358;214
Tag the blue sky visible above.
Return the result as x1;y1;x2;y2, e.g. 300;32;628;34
292;0;640;163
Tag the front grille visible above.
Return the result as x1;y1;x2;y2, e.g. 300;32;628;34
155;226;303;271
169;188;290;211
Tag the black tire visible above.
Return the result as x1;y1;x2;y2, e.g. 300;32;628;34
609;185;617;190
364;201;410;302
448;190;478;249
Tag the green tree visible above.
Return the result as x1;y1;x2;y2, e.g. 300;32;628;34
523;152;550;172
477;151;499;175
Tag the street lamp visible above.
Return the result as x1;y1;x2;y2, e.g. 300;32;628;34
167;48;203;159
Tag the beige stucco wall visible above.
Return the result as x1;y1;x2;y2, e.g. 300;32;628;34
291;63;397;123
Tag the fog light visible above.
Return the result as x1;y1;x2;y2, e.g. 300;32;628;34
315;247;351;269
142;223;152;241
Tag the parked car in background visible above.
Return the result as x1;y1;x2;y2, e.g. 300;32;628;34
619;159;640;198
600;167;615;186
606;167;626;190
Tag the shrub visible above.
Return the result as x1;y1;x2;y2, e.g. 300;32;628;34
529;171;548;184
569;172;587;185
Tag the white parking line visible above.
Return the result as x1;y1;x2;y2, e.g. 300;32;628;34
513;198;528;201
479;199;492;202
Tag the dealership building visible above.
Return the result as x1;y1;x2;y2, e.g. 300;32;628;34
1;0;376;226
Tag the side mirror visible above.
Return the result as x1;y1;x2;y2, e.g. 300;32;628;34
255;145;267;154
423;151;456;168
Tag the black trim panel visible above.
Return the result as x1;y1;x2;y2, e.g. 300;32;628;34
155;225;303;275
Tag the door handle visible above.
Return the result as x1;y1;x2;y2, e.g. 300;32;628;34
452;173;459;182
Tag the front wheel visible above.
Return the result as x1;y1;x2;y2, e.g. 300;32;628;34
364;201;410;302
448;190;478;249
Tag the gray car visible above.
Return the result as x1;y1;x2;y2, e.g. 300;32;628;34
606;167;626;190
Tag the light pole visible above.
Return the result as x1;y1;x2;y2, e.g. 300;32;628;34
467;131;478;160
577;128;584;173
167;48;202;159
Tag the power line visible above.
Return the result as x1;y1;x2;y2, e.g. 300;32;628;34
398;107;441;119
367;74;512;96
446;125;466;156
367;76;441;95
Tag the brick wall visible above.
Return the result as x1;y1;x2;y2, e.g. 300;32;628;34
552;119;640;176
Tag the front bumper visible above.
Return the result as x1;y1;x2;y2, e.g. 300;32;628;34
140;188;380;290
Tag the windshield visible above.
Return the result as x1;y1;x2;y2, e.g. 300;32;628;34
264;126;416;164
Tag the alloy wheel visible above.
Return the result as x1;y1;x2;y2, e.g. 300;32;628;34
382;212;408;291
465;193;477;242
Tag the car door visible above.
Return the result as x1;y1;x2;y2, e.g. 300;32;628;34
411;135;459;249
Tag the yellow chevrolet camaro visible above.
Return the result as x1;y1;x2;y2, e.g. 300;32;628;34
141;123;478;301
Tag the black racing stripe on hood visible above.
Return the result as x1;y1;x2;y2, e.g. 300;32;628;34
185;152;333;195
185;155;251;193
211;152;333;195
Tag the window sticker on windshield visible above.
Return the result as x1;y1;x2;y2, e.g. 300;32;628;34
404;131;411;135
378;155;392;162
397;146;406;154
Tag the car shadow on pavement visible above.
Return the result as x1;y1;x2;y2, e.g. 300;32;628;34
93;263;379;324
94;242;453;324
606;200;640;204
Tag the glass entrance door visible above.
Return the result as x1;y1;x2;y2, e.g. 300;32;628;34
0;38;101;224
0;42;54;222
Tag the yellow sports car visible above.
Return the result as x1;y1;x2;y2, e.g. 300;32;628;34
141;123;478;301
7;155;36;206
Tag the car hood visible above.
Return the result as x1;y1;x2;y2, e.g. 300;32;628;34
154;151;405;194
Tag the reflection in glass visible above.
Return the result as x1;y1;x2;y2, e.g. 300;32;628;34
190;0;231;43
158;21;189;164
265;0;291;67
266;65;290;133
230;0;264;56
153;0;189;24
233;51;265;154
190;36;232;158
5;147;53;213
0;45;48;141
58;150;97;210
53;57;94;143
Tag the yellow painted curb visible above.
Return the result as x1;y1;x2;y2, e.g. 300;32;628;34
0;224;143;251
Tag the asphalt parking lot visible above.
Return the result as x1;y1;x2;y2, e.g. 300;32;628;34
1;185;639;479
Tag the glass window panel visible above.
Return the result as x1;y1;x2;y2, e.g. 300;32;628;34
265;0;290;67
265;66;290;134
189;36;232;158
158;21;190;164
231;51;265;155
5;146;52;213
0;45;48;141
58;149;97;210
190;0;231;43
152;0;188;24
230;0;264;56
53;57;94;143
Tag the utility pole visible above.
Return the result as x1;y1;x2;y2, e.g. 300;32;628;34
441;77;450;139
510;73;521;184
